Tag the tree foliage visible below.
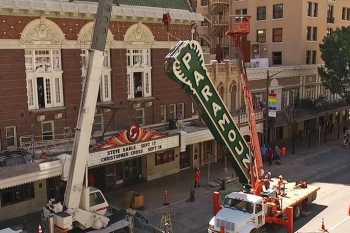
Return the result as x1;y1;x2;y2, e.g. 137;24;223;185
319;27;350;103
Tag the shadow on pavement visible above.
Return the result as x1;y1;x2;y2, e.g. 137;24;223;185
266;203;328;233
0;211;41;233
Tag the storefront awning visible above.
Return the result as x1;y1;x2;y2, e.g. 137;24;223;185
179;126;214;152
0;160;62;190
179;123;264;152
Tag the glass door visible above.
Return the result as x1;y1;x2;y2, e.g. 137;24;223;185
180;146;192;169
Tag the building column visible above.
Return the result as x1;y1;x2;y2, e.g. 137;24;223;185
213;141;218;163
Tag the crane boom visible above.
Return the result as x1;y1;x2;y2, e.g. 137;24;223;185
64;0;113;209
239;61;264;188
165;41;252;184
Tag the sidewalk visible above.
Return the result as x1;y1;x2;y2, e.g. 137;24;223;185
105;161;235;214
105;138;345;218
0;138;345;232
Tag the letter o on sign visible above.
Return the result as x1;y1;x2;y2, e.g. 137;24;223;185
228;129;236;142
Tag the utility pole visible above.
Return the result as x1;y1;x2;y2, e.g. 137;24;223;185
264;70;270;145
264;70;283;146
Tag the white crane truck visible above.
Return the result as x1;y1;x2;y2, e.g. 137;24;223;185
165;40;319;233
42;1;131;232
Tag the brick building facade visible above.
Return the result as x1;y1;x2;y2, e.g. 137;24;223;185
0;15;194;148
0;0;216;219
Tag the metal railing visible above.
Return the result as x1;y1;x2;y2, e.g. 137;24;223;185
232;110;264;124
211;15;229;25
210;0;229;6
19;133;74;154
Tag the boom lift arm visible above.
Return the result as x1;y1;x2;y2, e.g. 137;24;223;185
64;0;113;210
43;0;115;231
226;16;265;192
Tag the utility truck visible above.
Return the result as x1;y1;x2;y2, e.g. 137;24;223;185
42;1;131;232
165;18;319;233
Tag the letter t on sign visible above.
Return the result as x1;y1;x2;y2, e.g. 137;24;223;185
182;53;192;70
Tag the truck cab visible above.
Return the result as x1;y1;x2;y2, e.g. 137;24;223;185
88;188;109;216
208;192;266;233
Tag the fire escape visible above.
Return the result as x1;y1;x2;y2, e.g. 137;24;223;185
209;0;230;58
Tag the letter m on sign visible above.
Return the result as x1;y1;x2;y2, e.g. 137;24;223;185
164;41;252;184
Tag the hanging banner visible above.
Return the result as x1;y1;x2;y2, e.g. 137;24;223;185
268;89;282;115
165;40;251;184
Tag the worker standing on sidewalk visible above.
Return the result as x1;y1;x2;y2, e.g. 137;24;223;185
194;168;201;188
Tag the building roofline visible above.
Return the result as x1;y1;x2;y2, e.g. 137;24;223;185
0;0;203;23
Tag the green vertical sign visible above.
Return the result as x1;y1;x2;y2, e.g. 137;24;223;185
165;41;251;183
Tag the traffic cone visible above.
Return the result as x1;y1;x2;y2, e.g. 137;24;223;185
163;189;169;205
38;225;43;233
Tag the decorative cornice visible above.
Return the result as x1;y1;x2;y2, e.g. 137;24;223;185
0;39;178;49
124;22;154;43
78;21;113;47
20;16;65;45
0;0;203;23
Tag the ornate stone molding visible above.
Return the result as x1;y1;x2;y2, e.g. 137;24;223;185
0;0;203;23
20;17;65;45
124;22;154;44
78;21;114;47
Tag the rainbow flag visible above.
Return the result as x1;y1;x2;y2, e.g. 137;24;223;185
268;93;278;110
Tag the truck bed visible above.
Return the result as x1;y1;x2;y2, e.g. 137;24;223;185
269;178;320;212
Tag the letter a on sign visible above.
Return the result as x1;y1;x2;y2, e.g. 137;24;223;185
165;41;251;184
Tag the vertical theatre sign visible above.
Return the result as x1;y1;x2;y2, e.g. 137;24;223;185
165;40;251;184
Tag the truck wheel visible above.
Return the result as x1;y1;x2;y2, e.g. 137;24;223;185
294;205;301;219
250;228;265;233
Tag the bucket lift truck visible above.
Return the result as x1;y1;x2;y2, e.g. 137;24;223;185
165;17;319;233
43;1;130;232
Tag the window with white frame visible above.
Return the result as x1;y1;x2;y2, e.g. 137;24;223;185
160;104;167;122
5;126;17;148
41;121;54;141
92;112;104;134
127;49;152;99
168;104;176;120
81;49;112;103
25;49;64;110
135;108;145;125
176;103;185;120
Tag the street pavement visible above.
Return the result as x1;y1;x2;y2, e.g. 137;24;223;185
114;140;350;233
1;139;349;233
292;161;350;233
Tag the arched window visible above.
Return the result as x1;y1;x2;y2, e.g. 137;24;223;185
230;83;237;113
124;22;154;100
218;83;225;101
78;22;113;103
21;17;65;110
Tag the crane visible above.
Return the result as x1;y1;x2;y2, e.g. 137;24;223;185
42;1;131;232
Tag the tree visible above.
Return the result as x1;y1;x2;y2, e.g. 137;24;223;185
319;27;350;103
